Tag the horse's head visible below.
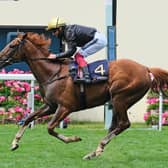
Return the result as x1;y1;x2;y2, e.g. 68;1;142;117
0;33;27;68
0;32;51;69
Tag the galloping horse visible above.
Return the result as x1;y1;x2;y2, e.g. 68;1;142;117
0;32;168;160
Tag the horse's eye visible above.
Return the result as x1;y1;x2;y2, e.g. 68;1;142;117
9;44;16;48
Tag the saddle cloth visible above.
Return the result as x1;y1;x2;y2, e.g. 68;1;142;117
69;59;108;83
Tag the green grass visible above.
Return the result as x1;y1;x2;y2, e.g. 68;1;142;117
0;123;168;168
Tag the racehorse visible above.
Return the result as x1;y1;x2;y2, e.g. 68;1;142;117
0;32;168;160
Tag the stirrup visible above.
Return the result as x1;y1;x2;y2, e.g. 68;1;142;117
84;76;91;83
95;76;108;81
74;77;91;84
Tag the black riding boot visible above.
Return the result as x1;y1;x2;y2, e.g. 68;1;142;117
81;66;91;83
75;66;91;83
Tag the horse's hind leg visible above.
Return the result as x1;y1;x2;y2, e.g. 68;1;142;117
47;105;82;143
83;100;130;160
11;104;54;151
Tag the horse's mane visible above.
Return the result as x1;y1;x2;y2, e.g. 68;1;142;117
20;32;72;64
23;32;51;56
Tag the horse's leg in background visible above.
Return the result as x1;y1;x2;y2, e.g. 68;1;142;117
11;104;55;151
83;98;130;160
83;77;150;160
108;108;118;133
47;104;82;143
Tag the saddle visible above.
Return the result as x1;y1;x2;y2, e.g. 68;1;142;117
69;59;108;84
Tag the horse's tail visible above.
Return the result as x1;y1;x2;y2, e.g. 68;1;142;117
149;67;168;96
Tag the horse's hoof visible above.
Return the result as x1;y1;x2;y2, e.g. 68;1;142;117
68;136;82;143
83;155;91;160
75;136;82;141
83;152;96;160
11;144;19;151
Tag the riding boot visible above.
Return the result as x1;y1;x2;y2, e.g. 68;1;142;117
81;66;91;83
75;66;91;83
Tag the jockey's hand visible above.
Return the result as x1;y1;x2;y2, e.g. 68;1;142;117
48;53;57;59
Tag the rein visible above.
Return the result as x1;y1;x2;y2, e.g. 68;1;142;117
41;63;69;86
28;57;70;85
0;36;70;85
29;57;52;61
23;37;71;85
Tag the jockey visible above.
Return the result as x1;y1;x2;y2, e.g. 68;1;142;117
46;17;107;83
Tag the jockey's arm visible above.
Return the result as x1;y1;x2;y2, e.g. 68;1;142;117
48;42;77;59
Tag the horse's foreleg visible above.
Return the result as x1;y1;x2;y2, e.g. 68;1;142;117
11;104;54;151
83;102;130;160
47;105;82;143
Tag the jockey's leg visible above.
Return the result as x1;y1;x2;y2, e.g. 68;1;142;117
75;53;91;83
74;32;107;84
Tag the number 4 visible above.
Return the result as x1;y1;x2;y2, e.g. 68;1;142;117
94;64;105;75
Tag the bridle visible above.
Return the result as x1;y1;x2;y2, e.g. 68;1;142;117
0;35;69;85
0;41;22;68
0;36;52;69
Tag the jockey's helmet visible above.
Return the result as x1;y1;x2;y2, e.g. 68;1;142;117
46;17;66;30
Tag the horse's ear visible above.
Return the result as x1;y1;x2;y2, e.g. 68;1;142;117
22;33;27;39
17;33;27;40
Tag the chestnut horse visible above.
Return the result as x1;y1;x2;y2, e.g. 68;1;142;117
0;32;168;160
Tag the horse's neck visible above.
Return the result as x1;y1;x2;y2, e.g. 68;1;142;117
24;46;57;84
28;59;56;84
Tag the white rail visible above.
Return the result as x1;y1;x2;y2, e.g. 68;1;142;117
0;74;36;127
0;74;65;128
0;74;35;80
159;91;163;131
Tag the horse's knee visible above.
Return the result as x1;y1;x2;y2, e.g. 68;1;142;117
23;117;32;125
125;121;131;129
120;121;130;129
